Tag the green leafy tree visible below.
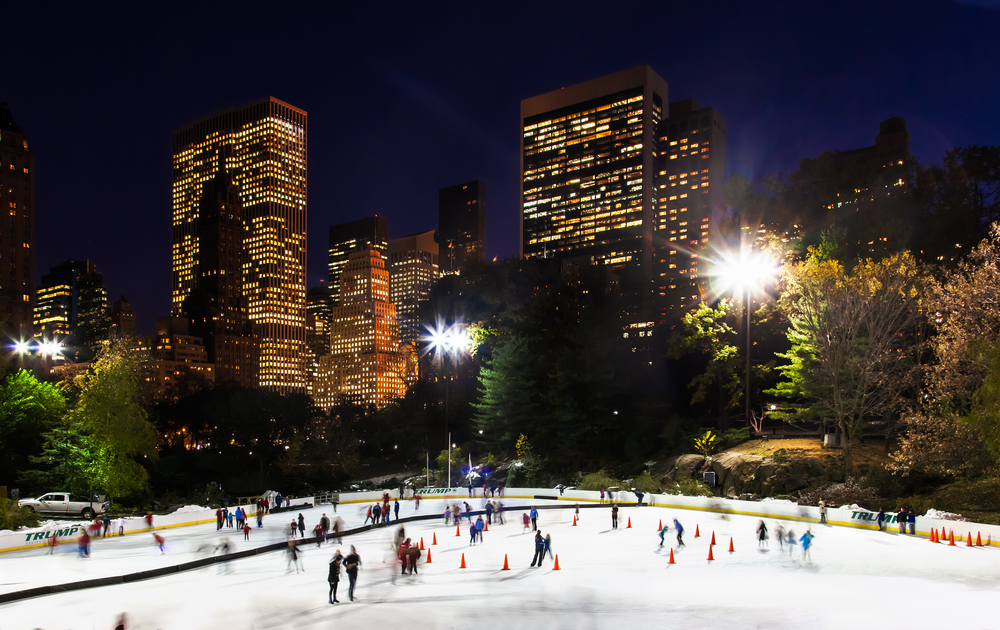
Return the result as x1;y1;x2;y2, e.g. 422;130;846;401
668;301;742;428
770;251;924;475
0;369;66;492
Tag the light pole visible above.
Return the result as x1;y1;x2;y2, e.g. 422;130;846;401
714;251;777;429
427;324;471;488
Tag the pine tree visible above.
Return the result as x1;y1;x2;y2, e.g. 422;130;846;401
472;337;538;453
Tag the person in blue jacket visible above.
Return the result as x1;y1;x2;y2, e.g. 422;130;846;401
658;521;670;547
469;521;478;546
876;509;886;531
530;506;539;531
475;515;485;543
394;499;400;521
673;518;685;548
908;510;916;535
800;530;814;561
485;501;494;524
530;530;545;567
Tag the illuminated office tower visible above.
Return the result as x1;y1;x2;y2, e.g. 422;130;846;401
172;97;307;393
315;249;406;409
33;259;109;351
304;284;334;397
653;99;727;316
520;66;668;290
328;216;387;304
138;316;215;400
388;230;438;345
439;182;485;274
0;103;34;341
111;295;135;337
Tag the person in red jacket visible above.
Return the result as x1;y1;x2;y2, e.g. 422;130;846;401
243;522;251;541
153;532;166;554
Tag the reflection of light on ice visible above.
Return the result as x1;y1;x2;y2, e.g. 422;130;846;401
2;500;998;629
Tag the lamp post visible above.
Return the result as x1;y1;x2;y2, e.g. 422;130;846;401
427;324;471;488
714;251;777;429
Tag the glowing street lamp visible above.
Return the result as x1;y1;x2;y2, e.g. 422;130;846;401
425;323;472;486
713;250;778;429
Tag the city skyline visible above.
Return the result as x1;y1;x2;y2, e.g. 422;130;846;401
6;2;999;333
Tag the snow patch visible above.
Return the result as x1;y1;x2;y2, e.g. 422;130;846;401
170;505;209;514
924;508;970;522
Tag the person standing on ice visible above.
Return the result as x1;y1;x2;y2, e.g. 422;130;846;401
876;509;886;531
118;515;126;536
530;530;545;567
897;508;907;533
345;545;362;600
486;501;494;524
102;514;110;537
673;518;686;548
444;506;451;525
774;523;785;550
530;506;539;531
476;515;485;543
800;530;814;561
818;498;827;524
373;503;382;524
364;505;374;525
544;533;553;560
394;498;400;521
414;493;421;510
785;528;797;556
243;522;251;541
298;513;306;538
756;520;768;548
328;550;343;604
469;521;478;546
522;512;531;533
908;510;916;535
611;503;619;529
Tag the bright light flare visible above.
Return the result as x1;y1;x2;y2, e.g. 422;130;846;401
13;340;29;354
426;324;471;357
711;250;778;298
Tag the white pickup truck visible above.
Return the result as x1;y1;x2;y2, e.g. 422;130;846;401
18;492;108;519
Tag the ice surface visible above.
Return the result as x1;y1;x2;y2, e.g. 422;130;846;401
1;498;998;629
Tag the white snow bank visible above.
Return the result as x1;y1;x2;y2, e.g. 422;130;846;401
171;505;209;514
761;498;795;504
840;504;863;510
924;508;969;521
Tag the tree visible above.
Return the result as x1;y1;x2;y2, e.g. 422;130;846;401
0;370;66;493
472;337;539;453
668;301;742;428
770;251;924;475
68;338;158;498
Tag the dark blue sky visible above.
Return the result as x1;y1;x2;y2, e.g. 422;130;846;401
7;1;998;333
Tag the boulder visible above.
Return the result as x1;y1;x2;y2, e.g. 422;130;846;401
711;452;765;497
657;454;705;485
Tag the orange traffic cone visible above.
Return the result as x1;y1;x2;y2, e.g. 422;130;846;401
728;537;735;553
484;520;489;532
420;537;425;550
967;532;974;547
710;531;717;546
707;545;714;562
553;554;561;570
977;532;983;547
695;524;701;538
668;548;675;564
930;529;936;543
502;554;510;570
626;517;632;528
455;522;461;537
460;553;466;569
426;549;432;563
572;515;577;526
949;530;956;546
658;519;663;531
432;532;438;545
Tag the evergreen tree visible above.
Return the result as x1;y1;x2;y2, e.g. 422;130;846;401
472;337;538;453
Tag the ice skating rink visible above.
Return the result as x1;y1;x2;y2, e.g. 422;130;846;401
1;498;998;629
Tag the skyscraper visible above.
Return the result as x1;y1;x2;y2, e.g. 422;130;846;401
304;284;335;397
654;98;727;316
315;249;406;409
327;216;388;304
139;316;215;400
111;295;136;337
520;66;668;290
439;181;485;274
0;103;34;342
388;230;439;346
33;260;109;352
172;97;307;393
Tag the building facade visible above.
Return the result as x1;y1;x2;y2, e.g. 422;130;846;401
388;230;439;346
139;316;215;400
0;103;34;342
654;98;727;316
520;66;668;292
304;284;335;397
111;295;136;337
315;249;406;409
439;182;485;274
33;260;110;352
172;97;307;393
327;216;388;304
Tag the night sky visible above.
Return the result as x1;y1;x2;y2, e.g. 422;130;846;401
7;1;998;333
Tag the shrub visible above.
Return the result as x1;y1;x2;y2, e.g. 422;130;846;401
668;477;714;498
579;469;622;491
798;477;881;510
632;471;660;493
716;427;751;451
0;497;40;531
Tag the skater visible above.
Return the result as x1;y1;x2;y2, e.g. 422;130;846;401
398;538;411;575
486;501;494;525
373;503;382;524
774;523;785;550
216;508;224;531
463;501;473;522
78;530;90;558
414;494;421;511
800;530;814;561
228;511;234;528
575;503;581;523
298;513;306;538
497;500;505;524
522;512;531;534
345;545;361;600
444;506;451;525
908;509;916;535
257;509;264;529
328;550;343;604
102;514;111;537
469;521;478;546
332;516;345;544
320;513;331;543
394;498;400;521
635;490;644;506
145;511;154;530
611;503;619;529
544;533;553;560
530;505;539;531
600;488;605;504
897;508;907;534
118;515;126;536
530;530;545;567
876;509;886;531
243;522;251;540
289;519;298;537
756;520;768;548
47;530;59;554
286;540;303;573
786;528;797;556
365;505;374;525
476;515;485;543
673;518;685;548
818;498;827;524
658;521;669;547
468;482;474;498
153;532;165;554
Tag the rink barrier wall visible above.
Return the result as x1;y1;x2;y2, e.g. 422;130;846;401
0;497;316;555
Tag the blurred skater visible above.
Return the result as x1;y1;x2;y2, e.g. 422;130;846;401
658;521;669;547
414;494;421;511
673;518;685;548
530;530;545;567
118;515;126;536
756;520;768;548
612;503;619;529
800;530;814;561
774;523;785;550
522;512;531;534
47;530;59;555
818;498;827;524
786;529;797;557
153;532;165;554
345;545;362;600
444;506;451;526
575;503;581;523
286;540;303;573
365;505;374;525
78;530;90;558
